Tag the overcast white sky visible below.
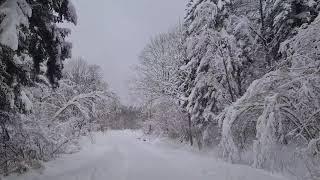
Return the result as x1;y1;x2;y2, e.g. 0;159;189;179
69;0;187;104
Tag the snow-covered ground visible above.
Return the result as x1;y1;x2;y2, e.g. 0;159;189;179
4;130;289;180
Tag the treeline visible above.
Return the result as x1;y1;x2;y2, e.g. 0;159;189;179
132;0;320;179
98;105;143;131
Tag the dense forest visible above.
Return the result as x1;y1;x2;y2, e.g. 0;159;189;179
132;0;320;179
0;0;319;180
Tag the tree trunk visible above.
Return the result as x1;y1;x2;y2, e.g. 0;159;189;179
258;0;272;66
188;113;193;146
222;55;235;102
148;124;152;134
4;143;8;176
2;126;9;176
259;0;265;34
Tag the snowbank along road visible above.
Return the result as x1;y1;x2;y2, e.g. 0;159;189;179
5;130;289;180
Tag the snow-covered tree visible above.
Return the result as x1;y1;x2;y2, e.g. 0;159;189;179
179;0;320;148
0;0;77;175
217;13;320;178
230;0;320;65
0;58;120;175
63;58;108;93
50;59;116;136
131;26;190;141
262;0;319;63
125;0;320;178
180;0;261;148
132;26;184;100
0;0;77;114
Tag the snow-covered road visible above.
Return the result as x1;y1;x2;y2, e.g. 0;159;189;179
5;130;288;180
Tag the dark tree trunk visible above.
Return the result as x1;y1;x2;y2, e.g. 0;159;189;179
258;0;272;66
188;113;193;146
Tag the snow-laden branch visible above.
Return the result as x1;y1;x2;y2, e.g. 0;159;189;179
53;91;114;120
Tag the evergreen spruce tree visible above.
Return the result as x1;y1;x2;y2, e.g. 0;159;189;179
0;0;77;113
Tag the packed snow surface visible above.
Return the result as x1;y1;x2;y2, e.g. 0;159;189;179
5;130;288;180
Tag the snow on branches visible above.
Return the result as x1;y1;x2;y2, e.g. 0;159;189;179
0;0;31;50
53;91;113;120
216;13;320;177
